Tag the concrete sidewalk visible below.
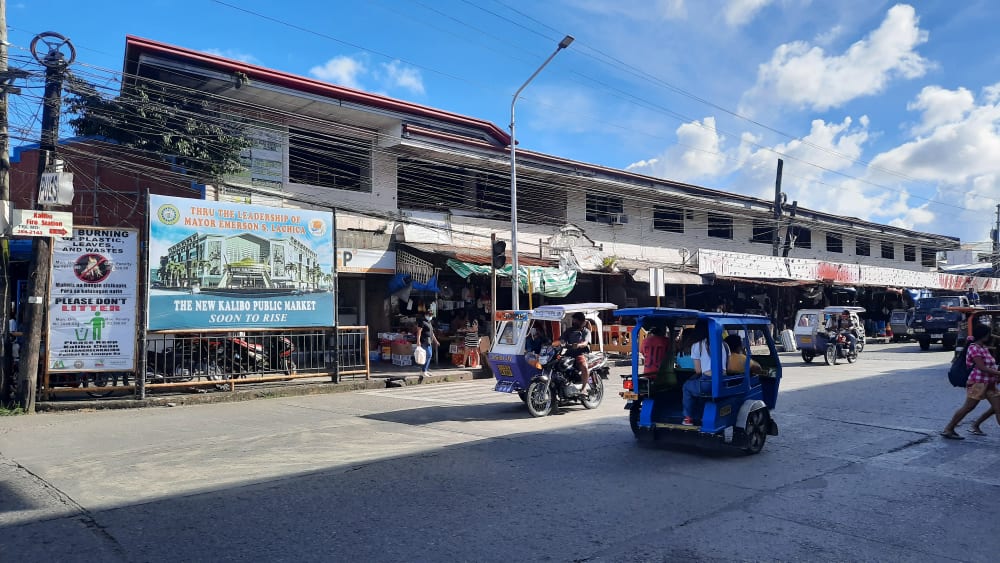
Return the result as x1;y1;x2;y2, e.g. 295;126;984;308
35;363;491;413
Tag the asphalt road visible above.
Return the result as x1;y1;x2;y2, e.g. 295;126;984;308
1;342;997;562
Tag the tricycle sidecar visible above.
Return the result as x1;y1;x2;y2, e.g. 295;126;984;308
617;308;781;455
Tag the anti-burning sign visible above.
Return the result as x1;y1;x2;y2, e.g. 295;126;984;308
48;228;140;372
147;194;336;330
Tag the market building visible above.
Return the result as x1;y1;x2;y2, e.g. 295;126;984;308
9;36;982;345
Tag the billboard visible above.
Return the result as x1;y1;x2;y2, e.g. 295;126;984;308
48;228;140;372
147;194;335;331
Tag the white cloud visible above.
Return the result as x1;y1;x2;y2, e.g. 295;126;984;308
724;0;772;27
626;117;726;180
202;48;260;65
309;56;367;89
379;60;425;95
740;4;930;114
814;24;845;46
906;86;974;136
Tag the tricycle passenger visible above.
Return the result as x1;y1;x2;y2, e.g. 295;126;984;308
725;334;763;375
682;319;718;426
564;312;592;393
641;326;671;376
525;325;545;354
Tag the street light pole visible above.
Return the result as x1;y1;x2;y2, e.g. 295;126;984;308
509;35;573;310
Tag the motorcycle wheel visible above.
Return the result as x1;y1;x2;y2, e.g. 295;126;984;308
629;400;642;438
856;339;865;354
282;358;297;376
580;373;604;409
846;349;857;363
824;345;836;366
525;380;553;418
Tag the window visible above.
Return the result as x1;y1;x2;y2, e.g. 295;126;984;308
856;237;870;256
921;248;937;268
586;193;624;223
751;220;773;243
826;233;843;253
707;214;733;239
287;127;372;192
653;205;684;233
904;244;916;262
881;241;895;259
789;226;811;249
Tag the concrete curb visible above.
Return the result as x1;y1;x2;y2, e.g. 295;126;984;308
35;371;483;413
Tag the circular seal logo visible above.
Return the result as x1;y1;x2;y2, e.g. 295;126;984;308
73;360;85;369
74;253;113;284
308;218;327;237
158;204;180;225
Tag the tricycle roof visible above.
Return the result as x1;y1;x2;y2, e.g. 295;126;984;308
616;307;772;325
823;306;866;314
530;302;618;319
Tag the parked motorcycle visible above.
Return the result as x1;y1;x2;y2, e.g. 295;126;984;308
523;343;607;417
222;335;296;377
818;331;858;365
145;347;195;382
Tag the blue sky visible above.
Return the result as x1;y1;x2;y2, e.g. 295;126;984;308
8;1;1000;245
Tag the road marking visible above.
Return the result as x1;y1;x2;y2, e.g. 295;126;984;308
359;381;512;406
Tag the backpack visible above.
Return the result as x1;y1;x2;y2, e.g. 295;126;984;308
948;347;971;387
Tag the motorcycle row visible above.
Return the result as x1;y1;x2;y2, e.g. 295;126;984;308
146;334;297;383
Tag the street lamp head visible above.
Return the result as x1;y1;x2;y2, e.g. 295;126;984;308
558;35;575;49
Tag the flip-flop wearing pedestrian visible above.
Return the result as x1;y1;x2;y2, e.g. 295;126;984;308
941;431;965;440
969;427;987;436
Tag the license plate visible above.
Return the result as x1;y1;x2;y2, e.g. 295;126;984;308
799;336;812;344
931;333;943;338
621;391;638;400
494;381;515;393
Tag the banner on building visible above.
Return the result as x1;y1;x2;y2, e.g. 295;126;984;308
48;228;139;372
147;194;336;330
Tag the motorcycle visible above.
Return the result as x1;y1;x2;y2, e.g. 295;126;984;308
222;335;296;377
145;346;195;382
523;343;607;417
818;330;858;365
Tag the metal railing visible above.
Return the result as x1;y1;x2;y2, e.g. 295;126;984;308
41;326;370;400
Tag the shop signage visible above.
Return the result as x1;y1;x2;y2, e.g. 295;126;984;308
48;228;139;372
338;248;395;274
37;171;75;205
147;194;336;330
698;248;1000;292
10;209;72;238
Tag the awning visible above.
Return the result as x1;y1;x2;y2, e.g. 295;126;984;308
630;269;704;285
402;242;556;267
617;258;704;285
446;259;577;298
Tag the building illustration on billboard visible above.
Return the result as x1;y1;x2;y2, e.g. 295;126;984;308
147;194;335;331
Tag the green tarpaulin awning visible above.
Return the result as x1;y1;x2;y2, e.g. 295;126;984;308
446;259;578;298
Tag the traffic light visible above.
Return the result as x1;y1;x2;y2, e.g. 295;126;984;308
492;240;507;269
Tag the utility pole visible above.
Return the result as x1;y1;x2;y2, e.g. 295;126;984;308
16;32;74;412
771;159;784;257
0;0;12;404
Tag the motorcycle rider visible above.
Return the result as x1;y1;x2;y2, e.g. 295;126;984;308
826;311;858;355
563;312;592;395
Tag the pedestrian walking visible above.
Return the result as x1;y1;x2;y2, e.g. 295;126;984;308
941;324;1000;439
415;311;438;382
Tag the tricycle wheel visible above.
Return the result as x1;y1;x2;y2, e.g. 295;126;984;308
918;339;930;351
628;399;655;441
525;380;553;417
856;339;865;354
737;409;769;455
824;345;837;365
517;391;527;404
801;351;814;363
580;373;604;409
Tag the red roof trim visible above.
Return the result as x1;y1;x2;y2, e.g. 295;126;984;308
124;35;511;146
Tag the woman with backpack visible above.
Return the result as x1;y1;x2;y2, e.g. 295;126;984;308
942;324;1000;439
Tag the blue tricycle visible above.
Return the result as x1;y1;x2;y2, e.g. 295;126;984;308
617;308;781;454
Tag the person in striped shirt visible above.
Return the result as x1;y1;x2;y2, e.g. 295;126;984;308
942;324;1000;439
